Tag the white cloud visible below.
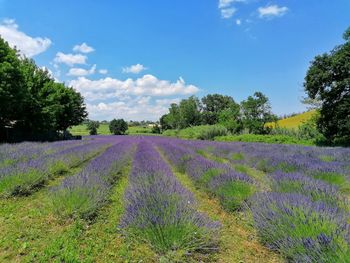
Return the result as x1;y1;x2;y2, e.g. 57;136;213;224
0;19;51;57
99;69;108;74
258;5;288;18
122;63;147;74
86;97;180;121
69;74;199;101
218;0;245;8
236;19;242;25
54;52;87;66
218;0;235;8
67;64;96;77
221;8;236;19
73;42;94;53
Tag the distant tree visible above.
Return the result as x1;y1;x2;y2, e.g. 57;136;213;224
202;94;236;125
164;103;181;129
241;92;277;134
218;103;242;133
304;27;350;143
160;114;171;130
151;124;161;134
86;120;100;135
109;119;128;135
178;96;201;128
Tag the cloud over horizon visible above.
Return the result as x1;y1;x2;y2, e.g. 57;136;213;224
0;19;51;57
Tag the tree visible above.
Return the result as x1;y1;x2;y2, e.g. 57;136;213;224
241;92;277;134
304;27;350;143
0;37;87;141
0;37;26;137
109;119;128;135
218;103;242;133
201;94;236;125
159;114;171;130
151;124;161;134
178;96;201;128
86;120;100;135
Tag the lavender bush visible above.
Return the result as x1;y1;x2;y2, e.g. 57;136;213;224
155;138;254;211
0;140;108;197
51;138;134;219
249;192;350;262
120;140;219;255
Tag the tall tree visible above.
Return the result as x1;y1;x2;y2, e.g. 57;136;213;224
0;36;87;141
218;102;242;133
179;96;201;128
201;94;236;125
0;38;26;135
241;92;277;134
304;27;350;143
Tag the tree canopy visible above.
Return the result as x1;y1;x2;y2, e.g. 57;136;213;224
304;27;350;143
109;119;128;135
241;92;277;134
0;37;87;141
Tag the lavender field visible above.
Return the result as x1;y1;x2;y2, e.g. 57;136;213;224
1;136;350;262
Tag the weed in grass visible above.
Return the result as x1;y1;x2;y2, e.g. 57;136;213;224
0;169;44;197
313;172;346;186
215;181;255;211
231;152;244;161
198;168;224;187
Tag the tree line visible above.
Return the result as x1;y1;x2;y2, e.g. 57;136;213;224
0;37;87;142
160;92;277;135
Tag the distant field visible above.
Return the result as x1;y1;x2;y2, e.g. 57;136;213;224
267;110;316;129
69;124;153;135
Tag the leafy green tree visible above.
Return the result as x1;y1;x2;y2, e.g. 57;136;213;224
201;94;236;125
109;119;128;135
178;96;201;128
167;103;182;129
159;114;171;130
86;120;100;135
304;27;350;143
241;92;277;134
0;37;87;141
151;124;161;134
218;103;242;133
0;37;26;136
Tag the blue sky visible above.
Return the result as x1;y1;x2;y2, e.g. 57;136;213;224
0;0;349;121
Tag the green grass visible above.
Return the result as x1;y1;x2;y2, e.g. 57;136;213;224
215;134;315;146
69;124;153;136
215;181;255;212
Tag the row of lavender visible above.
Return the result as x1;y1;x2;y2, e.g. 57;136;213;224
0;140;85;168
173;138;350;261
152;137;254;212
51;138;135;219
120;140;219;256
0;138;112;197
